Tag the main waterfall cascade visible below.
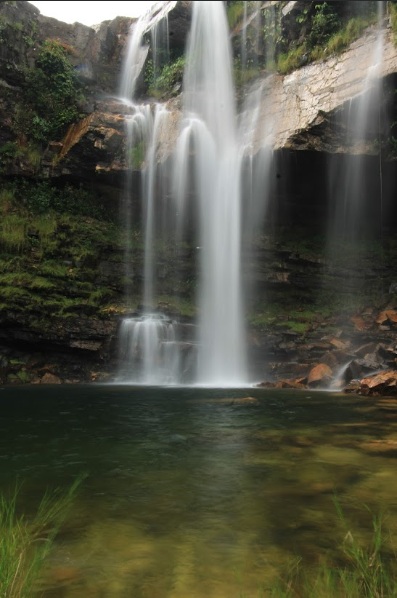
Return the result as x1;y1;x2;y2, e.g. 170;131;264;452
175;2;248;385
116;0;264;387
115;1;389;387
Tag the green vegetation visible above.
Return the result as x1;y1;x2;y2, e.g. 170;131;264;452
269;499;397;598
0;476;85;598
249;302;333;334
156;295;196;318
226;1;246;30
0;11;38;52
228;2;380;82
277;7;377;75
309;2;341;48
146;55;185;98
0;141;42;173
233;58;263;88
0;179;200;322
16;39;82;145
246;225;395;335
127;141;146;169
0;180;123;319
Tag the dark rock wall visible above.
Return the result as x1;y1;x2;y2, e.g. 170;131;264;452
0;0;397;385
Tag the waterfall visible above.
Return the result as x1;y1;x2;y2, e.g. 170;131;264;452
115;0;264;387
173;1;248;386
325;2;386;304
119;1;177;101
241;2;248;72
327;3;385;246
117;314;180;385
116;1;186;385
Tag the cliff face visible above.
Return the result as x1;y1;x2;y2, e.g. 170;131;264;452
0;1;128;130
0;1;192;181
250;25;397;152
1;1;397;387
3;2;396;182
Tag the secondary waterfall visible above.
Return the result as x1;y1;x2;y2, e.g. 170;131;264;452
326;2;386;299
116;2;184;385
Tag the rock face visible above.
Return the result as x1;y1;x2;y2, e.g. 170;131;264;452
0;0;192;96
0;0;192;183
3;2;396;179
250;25;397;152
1;1;397;391
26;11;397;188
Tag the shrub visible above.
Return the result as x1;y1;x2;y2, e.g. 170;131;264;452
20;39;82;144
147;56;185;98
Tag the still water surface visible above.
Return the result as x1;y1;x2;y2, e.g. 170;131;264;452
1;384;397;596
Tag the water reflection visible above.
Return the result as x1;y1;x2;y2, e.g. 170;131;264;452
0;385;397;596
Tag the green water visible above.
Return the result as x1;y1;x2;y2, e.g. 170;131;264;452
1;384;397;597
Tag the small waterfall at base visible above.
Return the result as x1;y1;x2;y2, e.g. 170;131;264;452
117;313;192;385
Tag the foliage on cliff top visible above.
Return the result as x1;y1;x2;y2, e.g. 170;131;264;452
277;4;378;75
16;39;82;145
229;2;380;90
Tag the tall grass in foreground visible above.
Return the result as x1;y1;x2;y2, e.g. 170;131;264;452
269;498;397;598
0;475;85;598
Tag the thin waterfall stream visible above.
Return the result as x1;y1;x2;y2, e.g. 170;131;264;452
326;1;386;299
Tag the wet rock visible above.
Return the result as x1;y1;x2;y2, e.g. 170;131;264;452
307;363;332;387
257;378;306;390
40;372;62;384
376;309;397;326
359;370;397;396
344;378;364;393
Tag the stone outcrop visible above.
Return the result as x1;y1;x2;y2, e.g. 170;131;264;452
241;23;397;153
256;300;397;395
43;18;397;182
2;2;396;178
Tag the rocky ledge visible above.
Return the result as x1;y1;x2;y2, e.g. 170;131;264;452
256;303;397;397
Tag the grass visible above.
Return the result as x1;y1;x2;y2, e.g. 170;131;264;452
0;215;27;253
277;14;378;75
267;498;397;598
1;478;396;598
0;475;85;598
0;195;123;319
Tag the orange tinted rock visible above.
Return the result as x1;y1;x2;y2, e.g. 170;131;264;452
360;370;397;390
307;363;332;386
40;372;62;384
351;315;368;331
330;337;350;350
376;310;397;325
275;378;306;389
